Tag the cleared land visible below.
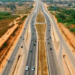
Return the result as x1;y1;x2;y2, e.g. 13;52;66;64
35;11;48;75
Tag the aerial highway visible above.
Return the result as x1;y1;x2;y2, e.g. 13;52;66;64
1;0;75;75
1;2;38;75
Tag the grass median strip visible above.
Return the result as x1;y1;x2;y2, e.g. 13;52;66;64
35;11;48;75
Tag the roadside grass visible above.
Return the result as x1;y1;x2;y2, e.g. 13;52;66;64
36;11;45;22
35;11;48;75
0;17;17;28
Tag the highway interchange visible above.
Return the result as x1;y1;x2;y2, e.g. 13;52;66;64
1;0;75;75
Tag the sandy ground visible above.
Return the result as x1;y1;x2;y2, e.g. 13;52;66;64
35;11;48;75
0;3;35;74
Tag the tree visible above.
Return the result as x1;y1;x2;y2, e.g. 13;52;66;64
9;4;16;14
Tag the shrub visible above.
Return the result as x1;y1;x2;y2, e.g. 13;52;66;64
0;12;11;16
70;28;75;32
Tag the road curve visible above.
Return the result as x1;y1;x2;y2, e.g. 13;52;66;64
24;1;39;75
41;2;62;75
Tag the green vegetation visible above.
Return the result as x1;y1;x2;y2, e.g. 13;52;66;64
0;12;19;20
3;42;7;47
70;28;75;32
48;6;75;32
21;15;27;21
48;6;60;11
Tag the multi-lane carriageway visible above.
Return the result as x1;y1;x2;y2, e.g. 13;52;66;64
1;0;75;75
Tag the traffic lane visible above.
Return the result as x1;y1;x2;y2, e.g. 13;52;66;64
46;22;61;75
46;22;62;74
29;41;36;75
24;15;37;75
24;14;36;75
24;41;34;75
46;38;61;75
26;41;33;66
42;6;62;75
24;39;37;75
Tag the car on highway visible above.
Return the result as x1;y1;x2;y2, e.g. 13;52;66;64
35;40;36;42
50;48;52;50
26;66;29;71
32;67;35;71
33;44;36;46
20;36;22;38
32;33;34;35
50;37;51;39
21;46;23;48
48;42;50;44
30;50;32;53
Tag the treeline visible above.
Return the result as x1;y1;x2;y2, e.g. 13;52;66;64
48;6;75;32
0;12;11;20
0;12;18;20
49;6;75;24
